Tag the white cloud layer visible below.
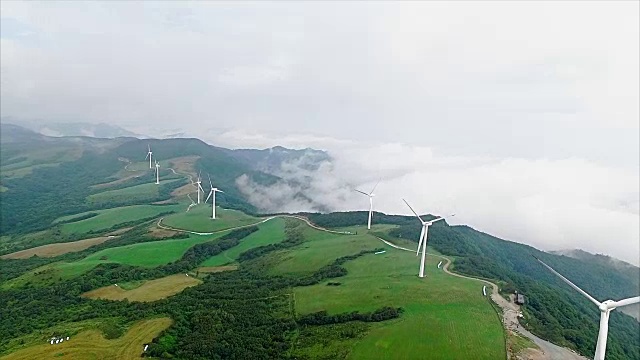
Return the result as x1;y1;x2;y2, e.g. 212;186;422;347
218;129;639;266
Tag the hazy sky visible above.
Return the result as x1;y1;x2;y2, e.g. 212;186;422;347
1;1;639;264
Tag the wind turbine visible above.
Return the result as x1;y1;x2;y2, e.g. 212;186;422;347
205;174;223;219
354;180;379;230
145;145;153;169
534;257;640;360
195;172;205;204
154;160;160;185
403;199;454;278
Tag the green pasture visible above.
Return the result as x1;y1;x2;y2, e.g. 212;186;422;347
285;225;505;359
161;205;259;233
55;204;182;234
200;217;285;266
3;233;227;289
87;179;181;204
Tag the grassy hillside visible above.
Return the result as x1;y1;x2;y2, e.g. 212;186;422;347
2;317;171;360
308;211;640;360
200;217;285;266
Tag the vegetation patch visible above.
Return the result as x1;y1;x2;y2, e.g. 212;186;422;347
197;265;238;273
82;274;202;302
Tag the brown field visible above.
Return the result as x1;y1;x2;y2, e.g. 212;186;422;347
147;227;178;239
1;236;117;259
82;274;202;302
197;265;239;273
171;183;195;197
1;317;172;360
91;172;143;189
168;155;199;176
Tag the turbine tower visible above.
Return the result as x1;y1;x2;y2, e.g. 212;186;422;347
195;172;205;204
534;257;640;360
145;145;153;169
354;180;379;230
205;174;224;219
154;160;160;185
403;199;453;278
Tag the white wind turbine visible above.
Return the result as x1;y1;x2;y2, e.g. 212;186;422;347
154;160;160;185
534;257;640;360
205;174;223;219
403;199;454;278
195;172;205;204
145;145;153;169
354;180;380;230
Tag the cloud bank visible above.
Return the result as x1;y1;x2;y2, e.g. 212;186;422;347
223;129;639;266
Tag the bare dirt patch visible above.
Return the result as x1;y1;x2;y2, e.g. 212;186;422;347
148;227;179;239
1;236;117;259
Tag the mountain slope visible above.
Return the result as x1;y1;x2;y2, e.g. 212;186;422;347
306;211;640;360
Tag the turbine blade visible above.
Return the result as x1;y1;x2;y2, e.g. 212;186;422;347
205;191;212;203
533;256;601;307
198;184;205;193
428;217;445;224
216;189;224;193
354;189;369;196
207;173;213;187
612;296;640;308
369;179;380;195
402;199;425;223
145;153;149;160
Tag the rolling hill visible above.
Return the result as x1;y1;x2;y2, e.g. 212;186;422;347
1;126;638;359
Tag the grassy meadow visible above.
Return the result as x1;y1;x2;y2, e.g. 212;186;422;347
55;204;182;234
1;317;172;360
278;225;505;359
200;217;285;266
82;274;202;302
161;205;259;232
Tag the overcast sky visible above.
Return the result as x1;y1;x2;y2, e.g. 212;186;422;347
1;1;639;264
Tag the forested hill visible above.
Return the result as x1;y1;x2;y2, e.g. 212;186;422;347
0;123;327;235
306;211;640;360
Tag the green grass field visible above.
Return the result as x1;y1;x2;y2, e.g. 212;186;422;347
161;205;259;233
2;233;228;289
87;179;181;204
277;225;505;359
268;224;381;276
55;204;182;234
200;217;285;266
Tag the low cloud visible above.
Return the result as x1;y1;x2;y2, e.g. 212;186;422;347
220;129;639;266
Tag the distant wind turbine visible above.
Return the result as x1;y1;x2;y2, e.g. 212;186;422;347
195;172;205;204
354;180;380;230
403;199;454;278
205;174;223;219
154;160;160;185
145;145;153;169
534;256;640;360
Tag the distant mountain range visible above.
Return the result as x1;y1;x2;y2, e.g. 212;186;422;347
2;118;142;138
